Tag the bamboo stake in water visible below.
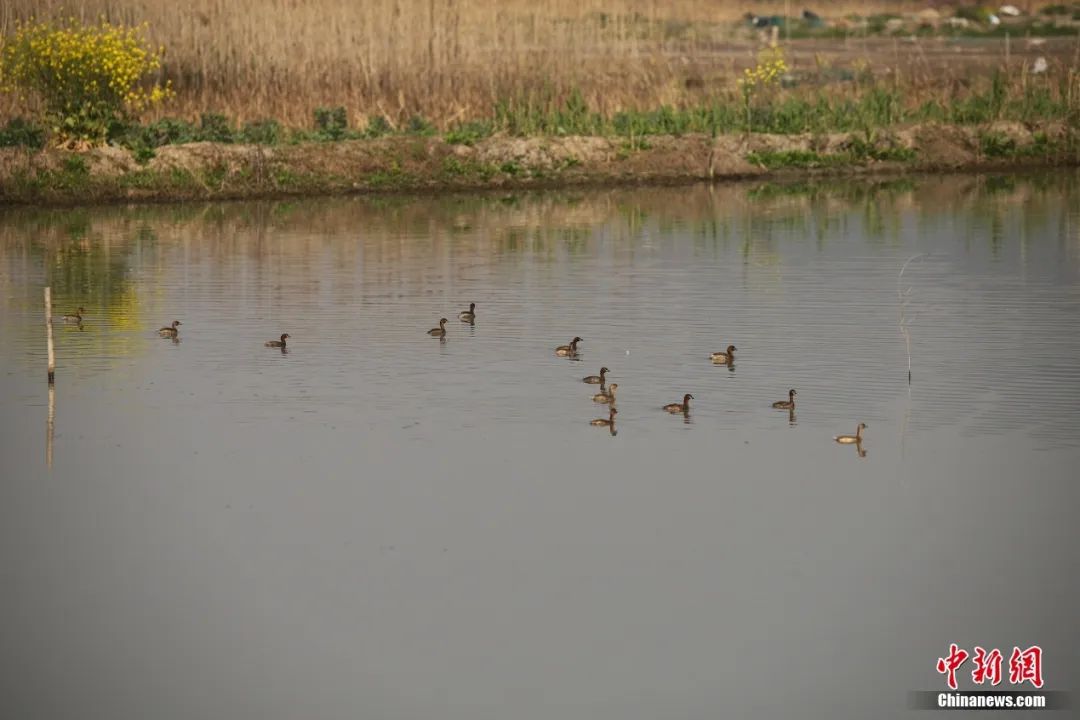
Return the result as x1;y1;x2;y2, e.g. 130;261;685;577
44;286;55;385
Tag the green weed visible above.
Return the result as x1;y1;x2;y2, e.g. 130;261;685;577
314;106;349;140
0;118;46;149
445;120;493;146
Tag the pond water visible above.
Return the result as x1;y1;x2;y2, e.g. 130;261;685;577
1;173;1079;720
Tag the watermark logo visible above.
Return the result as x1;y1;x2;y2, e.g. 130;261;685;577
936;643;969;690
1009;646;1044;689
936;644;1043;690
910;644;1068;711
972;646;1003;686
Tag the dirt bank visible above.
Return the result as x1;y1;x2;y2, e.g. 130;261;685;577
1;122;1076;206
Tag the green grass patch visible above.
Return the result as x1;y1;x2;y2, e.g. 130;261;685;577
747;150;849;169
980;131;1018;158
444;120;493;146
405;115;436;136
363;115;393;139
499;160;523;176
978;129;1073;160
0;118;46;149
313;107;349;141
844;135;917;162
747;144;916;169
118;169;161;189
365;163;415;189
440;156;500;181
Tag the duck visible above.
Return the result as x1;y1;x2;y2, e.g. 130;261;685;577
590;407;617;427
265;333;290;347
772;388;797;410
834;423;867;444
427;318;448;337
62;307;85;323
711;345;737;363
555;337;582;356
664;394;693;413
582;366;609;384
158;320;182;337
458;303;476;322
592;383;617;403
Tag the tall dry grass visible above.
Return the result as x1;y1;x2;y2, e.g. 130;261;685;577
1;1;1075;128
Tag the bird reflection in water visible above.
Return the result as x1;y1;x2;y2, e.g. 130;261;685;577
834;423;868;458
590;407;617;436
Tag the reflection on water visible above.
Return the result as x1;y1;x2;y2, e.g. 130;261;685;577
1;171;1079;720
45;383;54;469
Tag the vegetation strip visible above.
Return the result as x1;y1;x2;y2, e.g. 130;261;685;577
2;122;1077;206
1;14;1077;205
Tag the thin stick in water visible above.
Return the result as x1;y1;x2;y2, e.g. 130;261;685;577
897;254;924;384
44;286;55;385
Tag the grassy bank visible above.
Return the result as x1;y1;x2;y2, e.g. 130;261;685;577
3;5;1077;205
4;60;1079;154
3;2;1079;127
2;121;1077;206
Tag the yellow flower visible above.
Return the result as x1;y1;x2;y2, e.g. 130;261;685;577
1;17;171;144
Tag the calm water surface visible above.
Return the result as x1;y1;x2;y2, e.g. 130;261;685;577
2;173;1079;720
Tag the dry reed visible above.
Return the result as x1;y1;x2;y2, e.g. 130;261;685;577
1;1;1076;128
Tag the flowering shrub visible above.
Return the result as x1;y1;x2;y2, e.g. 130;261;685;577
739;47;789;91
0;18;172;146
738;47;788;133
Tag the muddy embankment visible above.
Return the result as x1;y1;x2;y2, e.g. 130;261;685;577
0;122;1075;206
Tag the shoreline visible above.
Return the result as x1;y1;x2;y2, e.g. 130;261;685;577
2;121;1076;207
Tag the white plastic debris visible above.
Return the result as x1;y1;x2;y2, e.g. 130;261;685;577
1032;57;1048;74
999;5;1021;17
